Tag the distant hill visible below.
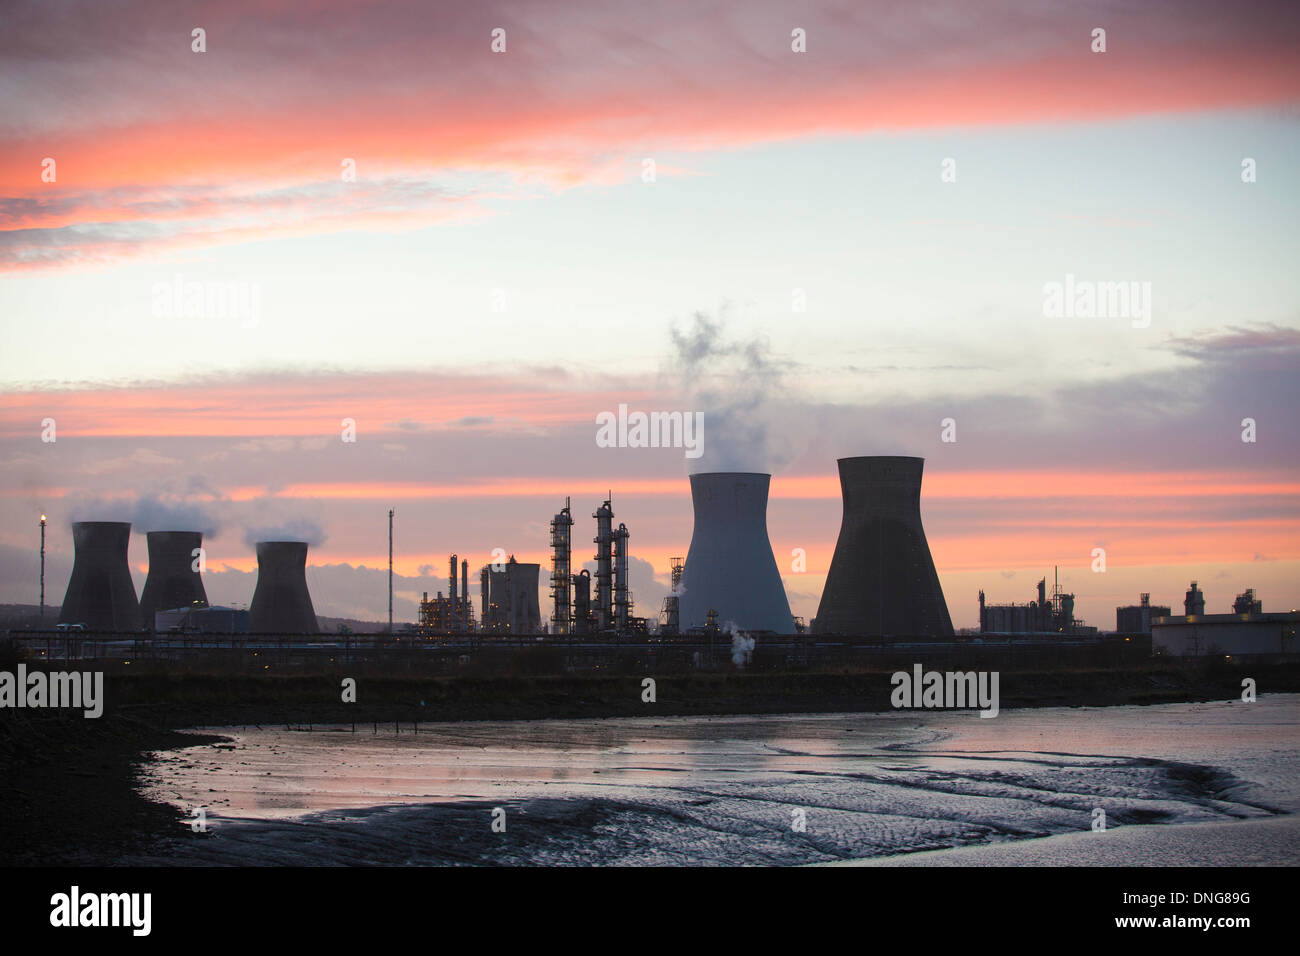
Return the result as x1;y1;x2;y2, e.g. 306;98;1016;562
316;614;411;635
1;604;407;634
0;604;58;628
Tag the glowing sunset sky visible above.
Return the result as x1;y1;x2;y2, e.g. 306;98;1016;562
2;0;1297;628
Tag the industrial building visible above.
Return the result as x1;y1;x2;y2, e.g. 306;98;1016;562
59;521;142;631
978;568;1095;636
679;472;794;634
418;555;475;634
154;605;250;633
248;541;319;634
814;456;952;637
1151;583;1296;657
1115;593;1171;635
139;530;209;628
479;555;541;634
659;557;684;635
545;494;644;636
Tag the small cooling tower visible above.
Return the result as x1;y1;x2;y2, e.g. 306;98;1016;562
678;472;793;634
249;541;319;634
813;456;953;637
59;521;142;631
140;531;209;627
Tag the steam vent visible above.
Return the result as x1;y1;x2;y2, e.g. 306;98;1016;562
813;456;954;637
249;541;319;634
58;521;142;631
139;531;209;627
678;472;794;633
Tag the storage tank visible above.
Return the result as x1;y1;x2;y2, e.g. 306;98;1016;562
139;531;209;627
249;541;319;634
813;456;953;637
59;521;142;631
678;472;793;633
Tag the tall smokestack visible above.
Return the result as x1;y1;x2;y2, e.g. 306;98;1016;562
461;559;468;628
387;509;394;633
449;553;458;619
249;541;319;634
813;456;953;637
59;521;141;631
139;531;209;628
678;473;793;634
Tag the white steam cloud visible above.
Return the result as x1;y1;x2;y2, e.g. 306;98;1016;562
242;518;327;548
665;310;804;474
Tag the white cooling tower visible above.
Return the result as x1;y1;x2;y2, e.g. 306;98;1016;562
678;472;793;634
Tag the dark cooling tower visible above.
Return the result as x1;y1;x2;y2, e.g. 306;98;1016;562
249;541;319;634
813;456;953;637
678;472;794;634
139;531;209;627
59;521;142;631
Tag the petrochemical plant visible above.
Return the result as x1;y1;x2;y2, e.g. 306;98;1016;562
28;455;1296;658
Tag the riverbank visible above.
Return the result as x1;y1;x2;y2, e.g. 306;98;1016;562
3;660;1297;865
832;815;1300;866
17;657;1300;727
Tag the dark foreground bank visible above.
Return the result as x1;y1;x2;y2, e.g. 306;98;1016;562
3;659;1297;865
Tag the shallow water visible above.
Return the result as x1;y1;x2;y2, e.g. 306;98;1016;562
133;696;1300;865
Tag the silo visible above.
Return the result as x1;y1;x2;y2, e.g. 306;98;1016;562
139;531;209;628
59;521;142;631
249;541;319;634
678;472;793;634
813;456;953;637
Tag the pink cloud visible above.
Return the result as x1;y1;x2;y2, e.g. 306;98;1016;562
3;0;1297;268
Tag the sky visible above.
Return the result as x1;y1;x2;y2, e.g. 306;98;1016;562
2;0;1298;630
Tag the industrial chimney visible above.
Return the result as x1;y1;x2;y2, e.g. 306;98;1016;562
678;472;794;634
249;541;319;634
59;521;142;631
139;531;209;628
813;456;953;637
461;559;468;629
